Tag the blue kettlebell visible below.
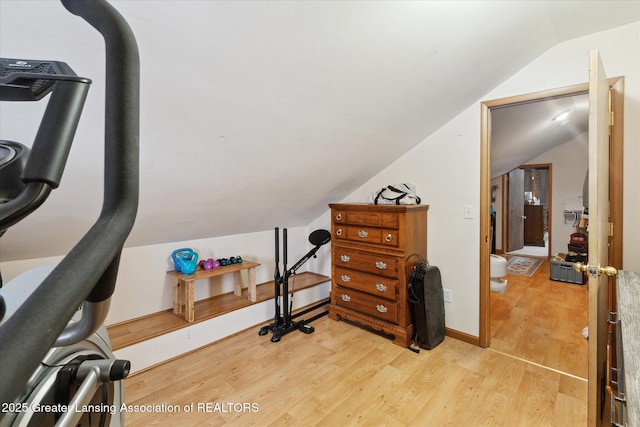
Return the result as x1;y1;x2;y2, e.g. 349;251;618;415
172;248;193;272
178;251;199;275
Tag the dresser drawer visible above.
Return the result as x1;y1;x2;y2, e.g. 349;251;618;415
334;267;398;301
334;286;398;324
333;248;400;279
332;210;399;229
334;225;400;248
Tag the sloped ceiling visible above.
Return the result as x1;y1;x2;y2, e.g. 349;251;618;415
491;93;589;179
1;1;638;261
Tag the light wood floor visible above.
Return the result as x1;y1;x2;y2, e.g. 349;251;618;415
490;258;589;379
123;260;588;426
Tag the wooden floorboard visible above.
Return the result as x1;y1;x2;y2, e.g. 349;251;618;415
107;272;329;350
123;317;587;426
490;258;588;379
120;258;588;424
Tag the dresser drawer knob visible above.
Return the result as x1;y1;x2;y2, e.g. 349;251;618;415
357;230;368;238
375;261;387;270
341;274;351;282
376;304;388;313
385;234;393;242
341;294;351;302
336;228;343;236
375;283;387;292
335;213;342;221
340;254;350;263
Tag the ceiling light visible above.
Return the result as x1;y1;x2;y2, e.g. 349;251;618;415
553;110;570;122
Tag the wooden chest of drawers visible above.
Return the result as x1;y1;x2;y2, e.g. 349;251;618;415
328;203;428;347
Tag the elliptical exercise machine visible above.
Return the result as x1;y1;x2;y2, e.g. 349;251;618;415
0;0;139;425
259;228;331;342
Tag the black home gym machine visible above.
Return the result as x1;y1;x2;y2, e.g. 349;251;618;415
259;228;331;342
0;0;139;425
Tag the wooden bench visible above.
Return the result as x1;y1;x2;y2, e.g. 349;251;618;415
168;261;260;322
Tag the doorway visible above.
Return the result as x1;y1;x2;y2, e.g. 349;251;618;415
505;164;551;258
479;71;625;425
483;89;588;378
478;79;624;350
479;83;589;354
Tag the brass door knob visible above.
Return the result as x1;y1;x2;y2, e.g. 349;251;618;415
573;262;618;277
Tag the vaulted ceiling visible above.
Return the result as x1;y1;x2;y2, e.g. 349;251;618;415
1;1;638;261
491;93;589;179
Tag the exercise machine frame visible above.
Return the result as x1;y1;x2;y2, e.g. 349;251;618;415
259;227;330;342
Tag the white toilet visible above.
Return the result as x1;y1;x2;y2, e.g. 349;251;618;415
490;254;508;293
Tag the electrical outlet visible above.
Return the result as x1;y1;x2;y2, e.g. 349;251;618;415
443;288;452;304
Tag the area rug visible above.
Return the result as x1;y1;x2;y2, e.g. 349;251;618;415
507;256;543;276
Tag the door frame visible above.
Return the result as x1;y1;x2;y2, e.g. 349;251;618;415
506;168;525;253
478;79;624;348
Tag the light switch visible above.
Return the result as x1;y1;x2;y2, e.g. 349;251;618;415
464;205;473;219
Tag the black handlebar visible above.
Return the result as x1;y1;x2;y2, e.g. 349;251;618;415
23;79;91;187
0;0;139;406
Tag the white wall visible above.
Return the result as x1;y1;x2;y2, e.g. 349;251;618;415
316;22;640;338
527;134;589;257
338;111;483;336
1;225;333;373
1;226;330;325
